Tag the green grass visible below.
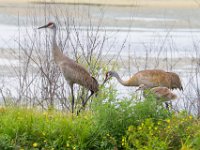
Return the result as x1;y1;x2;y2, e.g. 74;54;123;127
0;91;200;149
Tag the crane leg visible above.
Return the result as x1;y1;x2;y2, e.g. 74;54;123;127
77;91;94;115
165;102;169;110
70;85;75;113
165;101;172;110
82;91;94;107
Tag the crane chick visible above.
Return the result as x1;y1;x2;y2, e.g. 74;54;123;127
136;84;177;102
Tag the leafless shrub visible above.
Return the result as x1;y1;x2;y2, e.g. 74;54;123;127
0;3;125;113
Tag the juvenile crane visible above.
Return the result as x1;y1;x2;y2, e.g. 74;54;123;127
136;84;177;109
38;22;99;113
136;84;177;102
103;69;183;90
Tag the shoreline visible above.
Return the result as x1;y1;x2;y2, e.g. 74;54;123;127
0;0;200;29
0;0;198;8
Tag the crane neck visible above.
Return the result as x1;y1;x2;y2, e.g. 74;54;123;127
52;27;65;64
114;73;131;86
52;27;57;44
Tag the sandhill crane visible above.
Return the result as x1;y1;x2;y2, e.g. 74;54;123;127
136;84;177;102
136;84;177;109
103;69;183;90
38;22;99;113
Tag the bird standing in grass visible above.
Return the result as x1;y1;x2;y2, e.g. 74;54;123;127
103;69;183;90
135;84;177;109
38;22;99;113
136;84;177;101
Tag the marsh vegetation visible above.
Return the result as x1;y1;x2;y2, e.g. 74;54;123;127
0;1;200;149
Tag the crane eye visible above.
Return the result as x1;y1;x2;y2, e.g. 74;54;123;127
48;24;54;28
47;22;53;26
107;72;111;77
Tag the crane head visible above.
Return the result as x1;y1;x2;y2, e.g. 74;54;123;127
38;22;56;29
135;84;146;92
103;71;116;85
135;84;145;92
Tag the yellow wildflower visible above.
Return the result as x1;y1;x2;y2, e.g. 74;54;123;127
128;125;134;132
33;142;38;147
121;136;126;147
157;121;161;125
189;115;193;119
166;119;170;123
66;142;70;147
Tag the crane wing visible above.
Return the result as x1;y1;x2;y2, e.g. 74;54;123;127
132;70;170;88
59;58;98;91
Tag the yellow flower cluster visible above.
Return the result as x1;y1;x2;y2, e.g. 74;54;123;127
166;119;170;124
121;136;126;147
33;142;38;147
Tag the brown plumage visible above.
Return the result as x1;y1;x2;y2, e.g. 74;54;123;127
38;22;98;113
136;84;177;102
166;72;183;90
103;69;183;90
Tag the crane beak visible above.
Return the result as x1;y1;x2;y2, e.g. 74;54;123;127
38;24;48;29
102;76;110;85
135;87;140;92
102;78;107;85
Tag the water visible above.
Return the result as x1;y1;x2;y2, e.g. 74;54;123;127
1;24;200;58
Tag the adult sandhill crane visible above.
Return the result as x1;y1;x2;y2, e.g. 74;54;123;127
136;84;177;102
103;69;183;90
38;22;99;113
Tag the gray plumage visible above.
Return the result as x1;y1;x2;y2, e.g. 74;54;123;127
38;22;98;113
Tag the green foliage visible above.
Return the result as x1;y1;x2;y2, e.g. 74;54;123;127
89;87;172;149
132;94;171;123
0;107;94;149
125;119;168;150
124;112;200;150
0;91;199;149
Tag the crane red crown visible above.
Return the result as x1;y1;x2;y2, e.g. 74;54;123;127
47;22;54;26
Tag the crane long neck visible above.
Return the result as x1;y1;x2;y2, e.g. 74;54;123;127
52;27;64;64
114;73;130;86
52;28;57;45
